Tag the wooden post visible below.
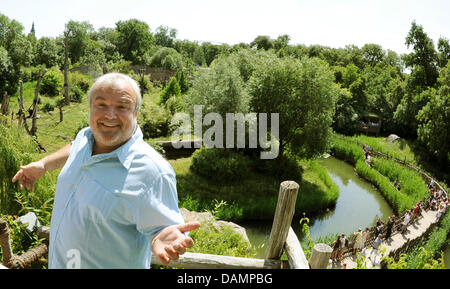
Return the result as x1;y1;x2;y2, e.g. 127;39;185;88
0;219;13;267
309;243;333;269
264;181;299;260
284;226;309;269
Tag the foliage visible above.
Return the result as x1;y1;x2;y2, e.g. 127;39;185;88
116;19;153;64
248;55;337;158
185;55;250;117
382;247;444;269
146;46;183;70
35;37;63;68
175;69;189;94
69;85;84;103
39;68;63;97
416;63;450;166
403;21;439;90
64;20;95;64
188;220;254;258
154;25;177;48
160;77;181;104
0;215;43;258
139;101;172;139
190;148;253;183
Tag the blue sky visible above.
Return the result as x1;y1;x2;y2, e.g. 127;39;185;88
1;0;448;55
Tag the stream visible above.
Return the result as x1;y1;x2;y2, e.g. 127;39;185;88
241;156;395;258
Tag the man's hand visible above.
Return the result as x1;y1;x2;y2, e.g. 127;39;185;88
12;160;46;191
151;221;201;265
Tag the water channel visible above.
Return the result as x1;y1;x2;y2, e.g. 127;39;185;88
241;156;395;259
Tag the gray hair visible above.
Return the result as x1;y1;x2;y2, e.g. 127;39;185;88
88;72;142;111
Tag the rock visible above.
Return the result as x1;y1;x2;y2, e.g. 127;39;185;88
386;134;400;143
17;212;41;233
179;208;250;245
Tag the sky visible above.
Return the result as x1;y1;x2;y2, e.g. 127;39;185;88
1;0;449;55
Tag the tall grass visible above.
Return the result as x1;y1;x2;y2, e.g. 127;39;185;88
0;118;57;224
330;136;426;214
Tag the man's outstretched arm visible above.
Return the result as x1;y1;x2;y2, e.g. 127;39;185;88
12;143;71;190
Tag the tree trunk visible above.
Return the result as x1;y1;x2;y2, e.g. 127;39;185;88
59;106;63;123
17;81;31;135
63;36;70;105
1;92;10;116
30;69;46;136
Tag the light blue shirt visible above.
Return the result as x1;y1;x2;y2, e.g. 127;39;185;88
48;126;184;269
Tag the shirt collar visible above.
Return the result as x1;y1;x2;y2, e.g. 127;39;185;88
85;125;143;170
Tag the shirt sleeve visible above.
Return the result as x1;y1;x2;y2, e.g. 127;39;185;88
135;173;185;242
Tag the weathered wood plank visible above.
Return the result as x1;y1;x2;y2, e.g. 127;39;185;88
151;252;288;269
309;243;333;269
284;227;309;269
264;181;299;260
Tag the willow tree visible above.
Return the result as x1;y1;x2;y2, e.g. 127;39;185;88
248;56;337;158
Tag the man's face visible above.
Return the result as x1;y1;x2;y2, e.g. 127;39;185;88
89;80;138;154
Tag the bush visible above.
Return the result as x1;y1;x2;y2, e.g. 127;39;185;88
70;86;84;103
160;77;181;104
69;71;92;93
39;69;63;97
252;154;303;182
41;102;55;113
139;102;172;139
190;148;253;183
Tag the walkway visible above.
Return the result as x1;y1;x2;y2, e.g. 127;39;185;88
336;208;437;269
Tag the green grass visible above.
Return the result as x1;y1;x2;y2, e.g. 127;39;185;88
171;156;339;221
330;136;429;214
349;134;417;165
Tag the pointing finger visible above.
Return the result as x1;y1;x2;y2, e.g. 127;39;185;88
177;221;201;233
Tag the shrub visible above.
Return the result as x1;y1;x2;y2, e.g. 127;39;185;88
70;86;84;103
69;71;92;93
139;102;172;139
160;77;181;104
39;69;63;97
190;148;253;183
41;102;55;113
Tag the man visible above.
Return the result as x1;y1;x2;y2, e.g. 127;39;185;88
12;73;200;268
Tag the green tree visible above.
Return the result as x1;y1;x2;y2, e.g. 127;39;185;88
116;19;154;64
403;21;439;91
361;43;385;67
79;40;106;71
64;20;95;64
248;56;337;158
0;46;19;97
160;77;181;104
175;70;189;94
35;37;63;68
154;25;177;48
146;47;183;70
250;35;273;50
437;37;450;68
186;56;249;117
417;63;450;165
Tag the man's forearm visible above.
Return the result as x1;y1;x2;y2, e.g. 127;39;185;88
41;143;71;171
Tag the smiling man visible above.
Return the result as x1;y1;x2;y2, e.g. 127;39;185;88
12;72;199;268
